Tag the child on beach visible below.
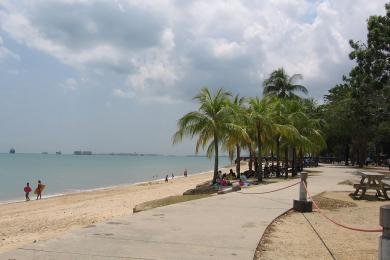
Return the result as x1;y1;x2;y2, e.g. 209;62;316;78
24;182;32;201
36;180;44;200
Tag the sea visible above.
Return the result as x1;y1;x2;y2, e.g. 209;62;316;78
0;153;230;204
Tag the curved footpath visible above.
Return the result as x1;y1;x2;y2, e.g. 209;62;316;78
0;165;357;260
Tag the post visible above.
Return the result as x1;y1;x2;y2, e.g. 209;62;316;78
379;205;390;260
293;172;312;212
299;172;308;201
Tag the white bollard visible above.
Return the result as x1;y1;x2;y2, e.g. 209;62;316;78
293;172;312;212
379;205;390;260
299;172;308;201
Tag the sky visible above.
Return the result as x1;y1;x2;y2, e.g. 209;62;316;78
0;0;388;155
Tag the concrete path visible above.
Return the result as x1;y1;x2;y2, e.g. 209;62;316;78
0;165;358;260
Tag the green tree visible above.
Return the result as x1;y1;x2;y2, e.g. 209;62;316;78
224;95;249;178
321;84;355;165
248;97;273;181
268;97;300;176
173;87;243;183
263;68;308;99
322;2;390;167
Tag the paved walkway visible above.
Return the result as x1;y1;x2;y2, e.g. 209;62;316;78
0;165;358;260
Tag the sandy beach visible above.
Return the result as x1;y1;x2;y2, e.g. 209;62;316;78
0;165;245;254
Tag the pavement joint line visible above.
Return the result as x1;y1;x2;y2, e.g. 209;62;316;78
301;213;336;260
15;247;157;260
84;235;254;251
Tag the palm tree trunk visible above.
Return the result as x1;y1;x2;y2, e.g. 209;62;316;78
212;137;219;184
249;149;253;171
359;147;365;168
276;137;280;177
257;129;263;182
236;144;241;179
358;148;363;168
254;156;258;173
344;143;350;166
284;147;288;179
299;149;303;172
292;147;297;176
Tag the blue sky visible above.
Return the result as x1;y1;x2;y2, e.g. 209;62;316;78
0;0;388;154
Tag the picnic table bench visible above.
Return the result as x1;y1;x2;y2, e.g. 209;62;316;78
352;171;389;199
382;179;390;194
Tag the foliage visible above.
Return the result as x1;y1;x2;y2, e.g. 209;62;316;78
321;2;390;166
173;82;325;182
173;3;390;181
263;68;308;99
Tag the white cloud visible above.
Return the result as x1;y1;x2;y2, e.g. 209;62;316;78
0;36;19;61
61;77;78;91
0;0;388;100
113;88;134;99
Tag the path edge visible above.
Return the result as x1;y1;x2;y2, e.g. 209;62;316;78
253;208;293;260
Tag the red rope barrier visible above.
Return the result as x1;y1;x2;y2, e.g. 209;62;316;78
237;181;300;195
302;181;383;233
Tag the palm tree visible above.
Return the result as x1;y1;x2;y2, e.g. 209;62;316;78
285;99;326;175
173;87;244;184
248;97;273;181
224;95;249;179
263;68;308;99
268;98;284;177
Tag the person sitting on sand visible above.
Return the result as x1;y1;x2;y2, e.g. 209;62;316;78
24;182;32;201
36;180;44;200
220;177;231;186
239;175;249;187
229;169;236;179
218;170;222;179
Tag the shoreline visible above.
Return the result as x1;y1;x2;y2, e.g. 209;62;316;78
0;168;217;206
0;164;244;254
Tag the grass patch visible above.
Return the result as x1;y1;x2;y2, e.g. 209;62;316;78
133;194;211;213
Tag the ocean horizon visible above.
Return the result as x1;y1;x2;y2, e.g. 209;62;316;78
0;153;230;203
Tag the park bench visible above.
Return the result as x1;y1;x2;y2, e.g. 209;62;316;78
352;172;389;199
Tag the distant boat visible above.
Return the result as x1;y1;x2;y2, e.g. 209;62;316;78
56;151;62;155
41;152;48;154
9;148;15;154
73;151;92;155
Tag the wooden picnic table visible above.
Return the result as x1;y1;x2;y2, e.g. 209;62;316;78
352;171;389;199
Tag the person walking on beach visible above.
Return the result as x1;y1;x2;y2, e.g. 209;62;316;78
35;180;44;200
184;169;187;177
24;182;32;201
165;174;169;182
171;173;174;179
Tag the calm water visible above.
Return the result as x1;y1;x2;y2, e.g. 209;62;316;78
0;154;230;203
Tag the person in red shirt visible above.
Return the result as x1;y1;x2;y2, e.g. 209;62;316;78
24;182;32;201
